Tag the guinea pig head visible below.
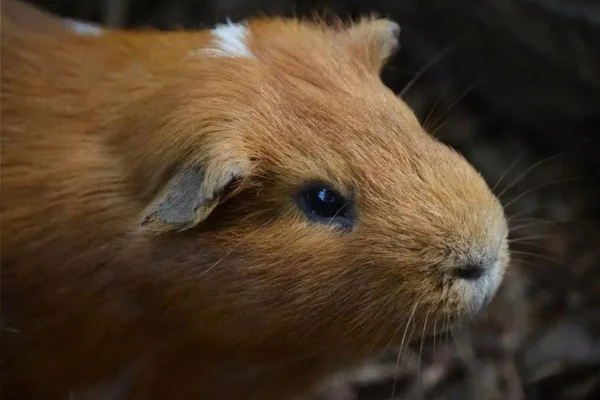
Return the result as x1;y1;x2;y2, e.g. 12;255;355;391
137;17;509;357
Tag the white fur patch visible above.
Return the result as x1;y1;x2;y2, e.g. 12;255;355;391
64;19;103;36
201;19;255;58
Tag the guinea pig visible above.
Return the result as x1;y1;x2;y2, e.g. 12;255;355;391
0;1;510;399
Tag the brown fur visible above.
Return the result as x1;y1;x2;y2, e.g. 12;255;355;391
1;2;509;399
1;0;71;35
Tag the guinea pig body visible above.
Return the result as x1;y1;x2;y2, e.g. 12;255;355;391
1;2;509;399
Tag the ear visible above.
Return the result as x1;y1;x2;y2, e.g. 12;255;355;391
340;17;401;73
139;159;251;234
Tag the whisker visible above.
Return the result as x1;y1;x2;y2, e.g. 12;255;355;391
510;258;550;273
509;222;542;232
390;349;403;400
510;250;564;266
509;217;566;231
502;177;579;210
444;312;451;352
492;152;526;193
507;208;536;222
422;84;452;131
512;241;561;255
429;79;485;137
432;317;438;359
509;223;562;235
509;234;554;242
391;298;421;400
382;313;408;356
506;202;561;221
417;311;430;400
449;325;460;357
398;36;470;98
512;240;555;248
374;283;409;353
497;150;574;199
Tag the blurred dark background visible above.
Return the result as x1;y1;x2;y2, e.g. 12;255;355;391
24;0;600;399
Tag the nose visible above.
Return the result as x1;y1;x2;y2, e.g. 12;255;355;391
453;263;485;280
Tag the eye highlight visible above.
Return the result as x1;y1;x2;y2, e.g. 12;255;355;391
296;182;354;229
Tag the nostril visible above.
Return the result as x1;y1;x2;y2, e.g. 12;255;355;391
453;264;485;280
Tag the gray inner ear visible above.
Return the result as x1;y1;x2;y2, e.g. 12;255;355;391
140;166;214;232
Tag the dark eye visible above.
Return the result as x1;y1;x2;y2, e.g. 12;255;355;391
296;183;354;229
